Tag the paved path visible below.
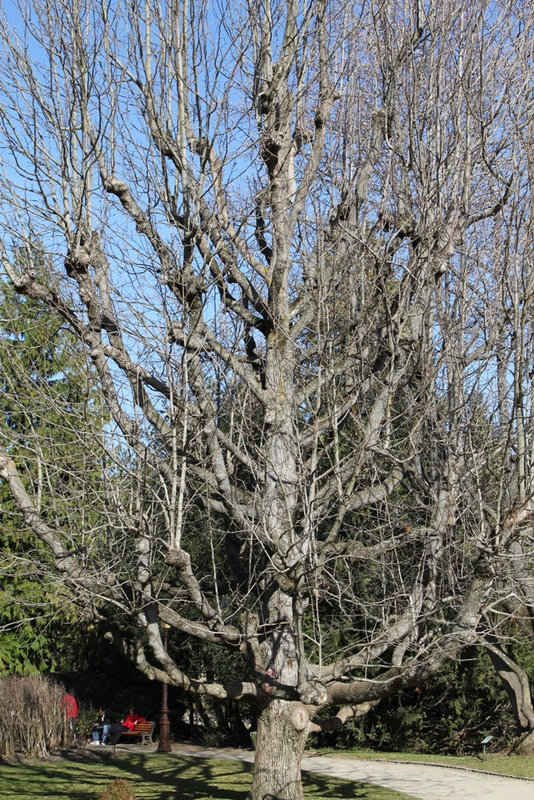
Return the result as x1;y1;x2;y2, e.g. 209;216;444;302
161;743;534;800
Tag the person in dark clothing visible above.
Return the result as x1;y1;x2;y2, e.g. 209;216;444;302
90;708;112;744
107;707;145;745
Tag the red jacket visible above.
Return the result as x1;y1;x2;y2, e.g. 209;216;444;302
122;712;145;731
62;693;78;720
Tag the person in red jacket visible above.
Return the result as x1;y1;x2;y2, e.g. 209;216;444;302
108;707;146;745
61;691;79;742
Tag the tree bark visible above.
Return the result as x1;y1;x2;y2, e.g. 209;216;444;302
485;643;534;740
249;699;310;800
512;729;534;756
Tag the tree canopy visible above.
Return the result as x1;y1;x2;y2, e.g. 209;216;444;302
0;0;533;795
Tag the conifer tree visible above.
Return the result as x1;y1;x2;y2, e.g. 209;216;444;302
0;244;107;673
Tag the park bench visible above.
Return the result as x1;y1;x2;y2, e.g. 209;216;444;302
117;720;156;745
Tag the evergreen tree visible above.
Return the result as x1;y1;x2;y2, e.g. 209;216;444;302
0;243;107;673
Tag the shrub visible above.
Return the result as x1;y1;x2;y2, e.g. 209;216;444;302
76;707;99;748
97;779;138;800
0;674;69;757
309;647;519;755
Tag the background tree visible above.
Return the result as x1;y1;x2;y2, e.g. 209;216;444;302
0;0;533;797
0;243;108;674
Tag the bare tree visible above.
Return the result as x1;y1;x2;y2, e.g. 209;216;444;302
0;0;533;794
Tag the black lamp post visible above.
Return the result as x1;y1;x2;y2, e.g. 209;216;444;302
157;625;172;752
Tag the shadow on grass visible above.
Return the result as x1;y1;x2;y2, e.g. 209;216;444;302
0;750;394;800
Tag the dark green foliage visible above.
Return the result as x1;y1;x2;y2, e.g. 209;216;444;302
168;631;254;746
0;245;107;675
310;648;522;755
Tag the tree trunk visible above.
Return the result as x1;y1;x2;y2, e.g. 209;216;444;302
512;728;534;756
248;699;310;800
486;644;534;734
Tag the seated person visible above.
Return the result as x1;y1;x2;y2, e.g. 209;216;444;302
108;707;146;745
91;708;112;745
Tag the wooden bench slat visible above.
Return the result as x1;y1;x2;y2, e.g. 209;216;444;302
118;720;155;745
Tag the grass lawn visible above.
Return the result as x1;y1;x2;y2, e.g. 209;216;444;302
0;750;419;800
312;747;534;780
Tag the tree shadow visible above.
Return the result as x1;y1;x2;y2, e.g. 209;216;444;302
0;752;252;800
0;751;382;800
302;771;373;799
